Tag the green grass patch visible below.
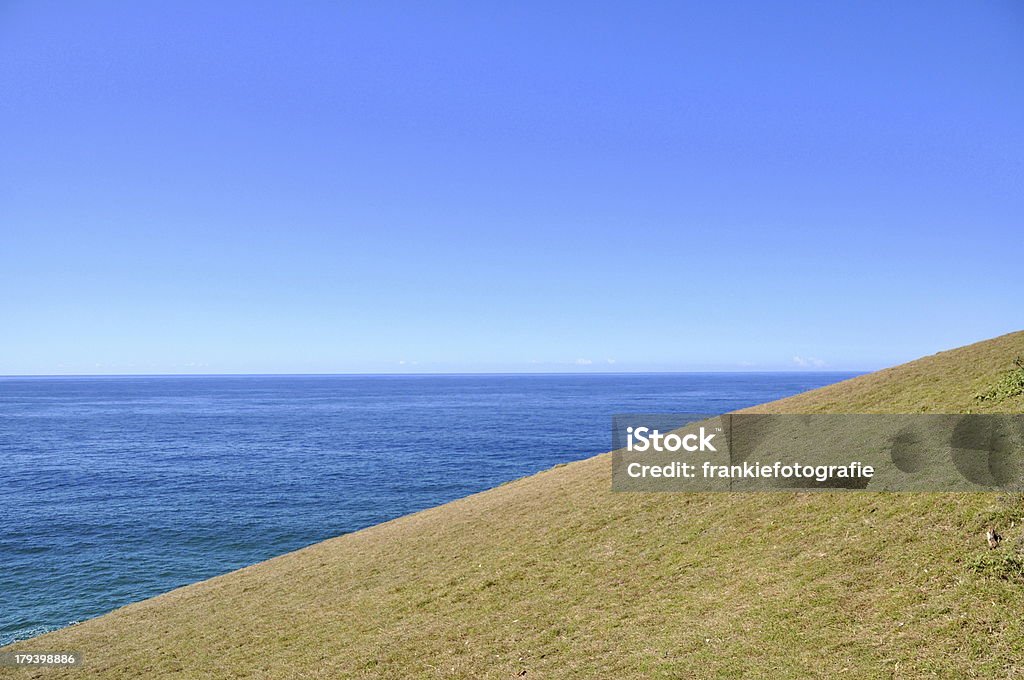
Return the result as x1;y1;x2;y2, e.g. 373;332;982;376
976;356;1024;403
968;551;1024;582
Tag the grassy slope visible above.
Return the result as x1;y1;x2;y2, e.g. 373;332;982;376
4;331;1024;679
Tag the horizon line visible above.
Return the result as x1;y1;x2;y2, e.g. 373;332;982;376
0;369;869;379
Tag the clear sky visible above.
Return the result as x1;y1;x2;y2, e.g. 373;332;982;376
2;1;1021;375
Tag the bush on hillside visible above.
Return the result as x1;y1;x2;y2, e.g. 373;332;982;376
968;550;1024;582
976;357;1024;402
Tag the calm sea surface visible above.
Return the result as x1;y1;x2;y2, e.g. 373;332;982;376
0;373;855;645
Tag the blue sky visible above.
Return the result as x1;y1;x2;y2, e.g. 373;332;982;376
2;1;1021;374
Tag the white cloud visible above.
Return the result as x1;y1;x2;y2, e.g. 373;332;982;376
575;358;593;366
792;356;827;368
606;358;617;365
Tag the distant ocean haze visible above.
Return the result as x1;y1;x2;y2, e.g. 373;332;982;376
0;372;856;645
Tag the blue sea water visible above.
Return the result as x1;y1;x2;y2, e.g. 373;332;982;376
0;373;855;645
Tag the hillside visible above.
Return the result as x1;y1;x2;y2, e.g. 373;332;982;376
3;331;1024;678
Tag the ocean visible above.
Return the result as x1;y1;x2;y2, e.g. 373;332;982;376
0;372;855;645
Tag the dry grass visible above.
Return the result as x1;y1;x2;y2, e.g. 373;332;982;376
3;331;1024;679
746;330;1024;415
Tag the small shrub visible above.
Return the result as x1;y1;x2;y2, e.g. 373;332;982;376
975;357;1024;402
968;551;1024;582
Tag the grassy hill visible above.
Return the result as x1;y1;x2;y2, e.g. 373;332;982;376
4;331;1024;679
